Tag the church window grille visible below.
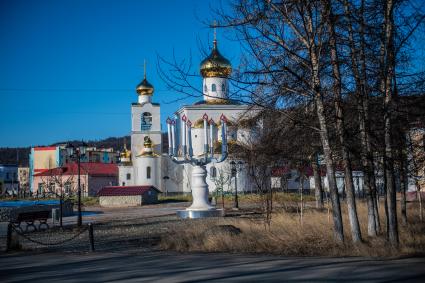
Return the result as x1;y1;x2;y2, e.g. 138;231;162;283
204;84;208;92
126;173;131;180
222;83;225;91
141;112;152;131
147;166;151;179
211;84;216;92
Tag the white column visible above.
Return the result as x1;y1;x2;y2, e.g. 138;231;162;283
209;119;214;156
167;120;172;155
171;121;176;155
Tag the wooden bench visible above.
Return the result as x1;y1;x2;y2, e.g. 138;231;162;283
12;211;50;233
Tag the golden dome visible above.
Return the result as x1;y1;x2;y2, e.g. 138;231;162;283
119;144;132;164
120;149;131;159
136;61;154;95
136;77;154;96
200;40;232;78
144;136;153;148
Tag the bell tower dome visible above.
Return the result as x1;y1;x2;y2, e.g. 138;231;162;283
200;24;232;104
136;60;154;104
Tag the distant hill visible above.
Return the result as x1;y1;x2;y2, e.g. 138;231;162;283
0;133;169;167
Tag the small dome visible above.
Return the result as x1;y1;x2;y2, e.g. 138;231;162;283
200;40;232;78
136;77;154;96
144;136;153;148
120;149;131;159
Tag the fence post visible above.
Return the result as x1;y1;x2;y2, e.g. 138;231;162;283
88;223;95;252
6;223;12;252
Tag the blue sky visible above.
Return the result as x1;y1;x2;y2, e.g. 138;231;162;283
1;1;424;147
0;0;239;147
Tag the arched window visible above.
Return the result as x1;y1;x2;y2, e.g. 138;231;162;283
204;84;208;92
210;166;217;178
222;83;225;91
146;166;151;179
141;112;152;131
211;84;216;92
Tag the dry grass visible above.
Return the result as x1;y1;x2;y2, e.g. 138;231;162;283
160;201;425;257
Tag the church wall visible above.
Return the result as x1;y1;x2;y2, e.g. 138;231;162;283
134;156;160;189
131;103;161;132
131;134;162;158
118;165;134;186
203;77;228;101
161;156;184;194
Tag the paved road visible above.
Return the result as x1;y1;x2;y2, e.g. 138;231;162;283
0;251;424;282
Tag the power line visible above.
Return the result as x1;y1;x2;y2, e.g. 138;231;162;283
0;88;171;93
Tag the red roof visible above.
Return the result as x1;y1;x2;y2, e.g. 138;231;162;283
34;146;57;151
98;186;160;196
33;163;118;177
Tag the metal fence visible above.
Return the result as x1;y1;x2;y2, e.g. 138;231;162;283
1;216;176;253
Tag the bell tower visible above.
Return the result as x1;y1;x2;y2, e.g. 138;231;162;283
130;61;162;158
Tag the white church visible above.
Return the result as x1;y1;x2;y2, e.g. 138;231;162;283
118;33;257;195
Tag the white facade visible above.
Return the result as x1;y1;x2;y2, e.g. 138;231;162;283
134;155;160;189
118;73;163;189
119;165;133;186
119;38;258;195
203;77;228;101
131;102;162;155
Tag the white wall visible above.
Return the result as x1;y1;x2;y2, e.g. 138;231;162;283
134;156;160;189
203;77;228;101
118;165;134;186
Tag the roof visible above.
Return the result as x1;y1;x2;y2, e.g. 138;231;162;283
33;163;118;177
33;146;57;151
193;99;241;106
98;186;160;196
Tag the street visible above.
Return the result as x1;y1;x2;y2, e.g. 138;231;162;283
0;251;424;282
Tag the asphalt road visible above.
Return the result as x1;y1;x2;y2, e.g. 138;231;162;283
1;251;424;282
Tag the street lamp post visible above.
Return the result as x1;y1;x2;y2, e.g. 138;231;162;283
230;161;238;209
66;142;87;227
231;161;244;210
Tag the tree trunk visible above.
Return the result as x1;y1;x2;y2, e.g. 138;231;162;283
312;153;324;209
400;157;408;225
383;0;399;245
315;95;344;243
343;0;380;237
324;0;362;243
299;172;304;226
305;5;344;243
418;182;423;222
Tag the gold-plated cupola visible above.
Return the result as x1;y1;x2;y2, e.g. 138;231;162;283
136;60;154;96
200;24;232;78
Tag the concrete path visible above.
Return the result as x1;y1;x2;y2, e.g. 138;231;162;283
0;251;424;282
0;202;187;238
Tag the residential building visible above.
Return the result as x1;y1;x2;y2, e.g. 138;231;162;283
32;163;118;197
29;145;119;192
0;164;19;195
